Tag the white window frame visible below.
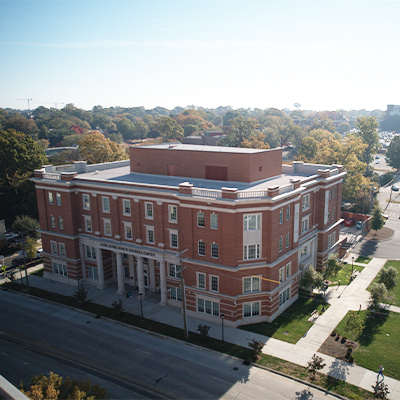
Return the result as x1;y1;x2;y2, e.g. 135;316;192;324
51;240;58;255
286;233;289;248
56;192;61;206
58;216;64;230
170;286;182;301
333;186;336;199
168;205;177;222
302;194;310;211
84;216;92;233
145;202;153;219
87;266;98;280
59;243;66;257
50;214;55;228
300;245;307;258
102;196;110;213
197;272;206;289
243;244;260;260
286;205;290;221
124;222;132;240
198;240;205;256
279;237;283;252
286;262;291;279
211;243;218;259
301;216;309;233
197;211;205;227
329;188;332;200
211;213;218;230
279;287;290;306
332;207;335;221
210;275;219;292
85;245;96;259
243;214;261;231
146;226;155;244
279;208;283;224
170;230;178;248
83;194;90;210
123;199;131;216
279;266;285;283
197;298;219;316
243;301;260;318
103;218;112;236
48;191;53;205
243;276;260;293
169;263;181;278
53;262;67;276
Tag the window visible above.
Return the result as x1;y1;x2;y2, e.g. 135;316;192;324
332;232;336;245
124;266;130;279
102;196;110;213
170;232;178;248
279;237;283;252
210;276;218;292
286;233;289;248
301;216;309;233
300;246;307;258
51;241;57;254
59;243;66;257
48;192;53;205
85;245;96;259
198;241;205;256
50;214;55;228
83;194;90;210
147;227;155;244
197;212;205;227
279;288;290;306
53;262;67;276
244;214;261;230
104;219;112;236
87;266;98;280
56;192;61;206
279;267;285;283
145;202;153;218
169;263;181;278
332;207;335;221
169;205;177;222
279;209;283;224
329;188;332;200
123;199;131;216
211;243;218;258
58;216;64;230
333;186;336;198
286;206;290;221
84;216;92;233
243;302;260;318
243;276;260;293
198;272;206;289
302;194;310;211
244;244;260;260
286;262;291;279
211;214;218;230
198;298;219;316
170;286;182;301
124;222;132;240
328;232;336;248
328;211;331;223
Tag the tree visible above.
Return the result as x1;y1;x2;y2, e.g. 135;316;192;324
345;311;365;340
155;117;183;142
372;381;390;399
248;338;265;360
355;116;379;174
0;129;48;225
5;113;39;139
20;372;110;400
240;132;270;149
371;205;385;232
78;132;127;164
133;120;149;139
379;266;398;291
73;285;89;307
115;116;136;140
323;253;343;278
111;299;124;317
301;265;324;291
219;116;259;147
307;354;326;380
37;139;50;150
24;236;38;261
197;324;211;343
297;137;318;160
369;282;388;312
386;136;400;171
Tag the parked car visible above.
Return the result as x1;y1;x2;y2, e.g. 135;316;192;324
11;257;25;267
392;185;399;192
375;155;380;159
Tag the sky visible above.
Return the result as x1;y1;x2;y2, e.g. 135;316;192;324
1;0;399;113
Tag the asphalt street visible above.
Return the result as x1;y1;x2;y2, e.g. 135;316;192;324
0;290;343;400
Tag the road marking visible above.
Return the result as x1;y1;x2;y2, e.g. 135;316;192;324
23;362;28;365
2;353;7;356
212;376;228;383
136;349;151;355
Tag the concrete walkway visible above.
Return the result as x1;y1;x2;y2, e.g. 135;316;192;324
3;255;400;399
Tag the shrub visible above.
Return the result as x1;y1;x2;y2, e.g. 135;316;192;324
111;299;124;317
197;324;211;343
248;338;265;360
341;336;347;343
73;285;89;307
307;354;326;380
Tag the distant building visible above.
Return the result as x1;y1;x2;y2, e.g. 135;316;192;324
386;105;400;117
33;144;345;326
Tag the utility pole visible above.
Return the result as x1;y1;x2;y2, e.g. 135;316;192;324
179;249;189;339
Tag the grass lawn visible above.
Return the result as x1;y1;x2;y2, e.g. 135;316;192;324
355;256;372;264
367;260;400;307
239;291;329;344
326;263;365;287
334;310;400;381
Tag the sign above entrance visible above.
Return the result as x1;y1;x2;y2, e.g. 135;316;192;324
99;242;156;258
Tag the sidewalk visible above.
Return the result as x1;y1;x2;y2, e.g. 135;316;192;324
5;257;400;399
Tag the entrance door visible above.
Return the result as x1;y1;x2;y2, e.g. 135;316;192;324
144;269;149;287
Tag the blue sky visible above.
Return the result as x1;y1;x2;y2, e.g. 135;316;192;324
1;0;399;112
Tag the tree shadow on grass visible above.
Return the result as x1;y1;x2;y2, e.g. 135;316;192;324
358;310;389;347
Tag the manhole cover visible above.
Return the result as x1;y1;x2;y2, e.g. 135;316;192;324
86;321;91;324
233;367;238;371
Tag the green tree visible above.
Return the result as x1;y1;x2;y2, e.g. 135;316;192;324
371;205;385;232
0;129;48;225
93;114;117;131
78;132;127;164
219;116;259;147
12;215;40;239
115;116;136;140
307;354;326;380
378;266;398;291
386;136;400;171
155;117;184;142
248;338;265;361
369;282;388;312
298;137;318;160
323;253;343;278
345;311;365;340
301;265;324;291
355;116;379;174
37;139;50;150
5;113;39;139
133;120;150;139
240;132;270;149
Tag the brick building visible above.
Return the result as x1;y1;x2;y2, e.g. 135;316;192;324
33;144;345;326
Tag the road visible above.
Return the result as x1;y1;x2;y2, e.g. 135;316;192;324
0;290;342;400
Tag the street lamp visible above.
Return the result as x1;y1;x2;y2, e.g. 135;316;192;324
76;276;80;289
221;314;225;344
139;292;143;319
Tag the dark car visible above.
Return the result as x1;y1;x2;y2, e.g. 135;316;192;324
11;257;26;267
392;185;399;192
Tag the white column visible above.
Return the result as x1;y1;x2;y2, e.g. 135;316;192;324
128;255;136;287
96;247;105;289
116;252;125;294
137;256;145;297
159;260;167;306
149;259;156;292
